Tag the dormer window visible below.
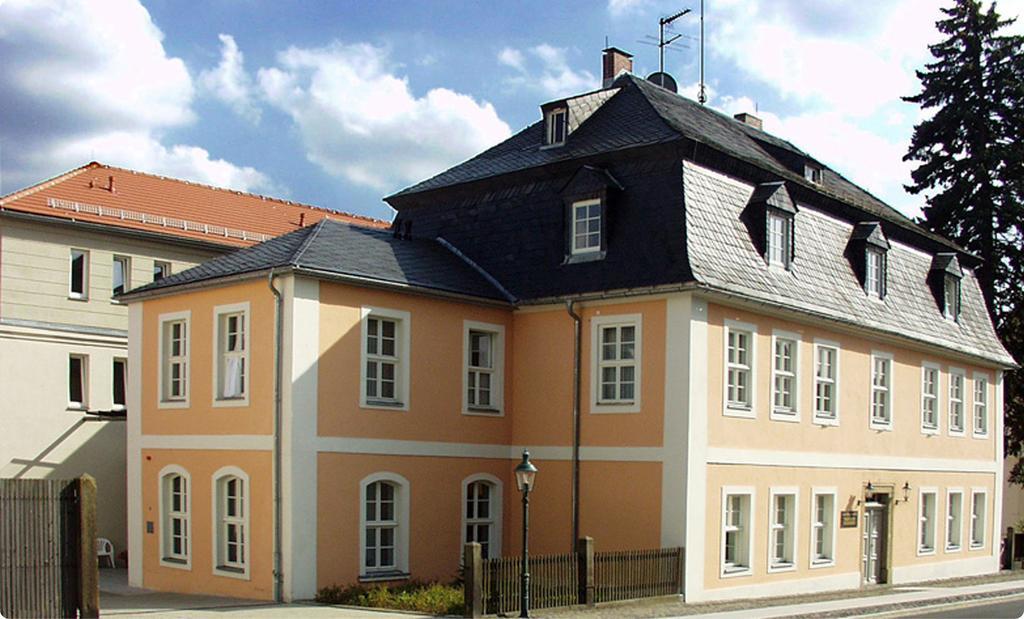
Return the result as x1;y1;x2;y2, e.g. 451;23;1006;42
742;181;797;271
928;253;963;322
804;164;823;184
767;211;793;268
572;199;601;254
865;247;886;298
546;107;567;145
944;275;961;321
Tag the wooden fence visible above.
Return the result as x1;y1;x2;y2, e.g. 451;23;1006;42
464;538;683;617
0;476;98;619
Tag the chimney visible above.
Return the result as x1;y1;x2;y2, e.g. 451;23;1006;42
734;112;763;131
602;47;633;88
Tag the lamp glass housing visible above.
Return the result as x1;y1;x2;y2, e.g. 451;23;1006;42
515;451;538;492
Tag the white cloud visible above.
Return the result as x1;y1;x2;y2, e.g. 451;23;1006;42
257;42;512;191
199;34;262;124
498;44;599;99
0;0;275;195
607;0;653;17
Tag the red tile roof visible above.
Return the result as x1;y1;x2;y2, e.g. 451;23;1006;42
0;162;389;247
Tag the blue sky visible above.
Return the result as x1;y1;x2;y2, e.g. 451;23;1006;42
1;0;1022;221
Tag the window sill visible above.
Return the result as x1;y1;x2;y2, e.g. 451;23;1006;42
362;400;407;412
944;545;962;553
359;571;410;583
213;397;250;409
592;402;640;414
768;562;796;573
160;557;191;571
110;299;126;305
948;429;966;438
540;142;565;150
921;426;939;436
971;432;989;440
770;410;800;423
810;559;835;570
563;250;605;265
969;543;985;551
214;565;250;580
917;548;936;557
464;407;502;416
720;567;752;579
68;295;89;302
67;404;86;412
158;399;189;410
813;415;839;427
723;405;754;419
869;421;893;432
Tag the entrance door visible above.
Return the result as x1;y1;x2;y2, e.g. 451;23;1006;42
862;501;887;584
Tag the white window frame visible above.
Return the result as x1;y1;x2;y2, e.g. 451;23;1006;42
112;357;127;411
590;313;642;414
112;254;131;298
461;474;503;560
359;307;411;411
945;488;964;552
68;353;88;410
869;351;894;431
68;248;89;300
158;464;191;570
153;260;171;282
944;275;961;321
766;211;792;269
809;488;837;569
804;163;823;184
767;487;798;573
723;320;757;418
920;362;941;435
865;248;884;298
770;330;800;422
212;303;251;407
359;472;410;580
812;339;840;426
948;367;966;436
720;486;754;578
969;488;987;550
972;372;989;438
546;107;567;145
211;466;250;579
462;321;505;416
158;311;191;409
918;487;938;556
571;198;602;255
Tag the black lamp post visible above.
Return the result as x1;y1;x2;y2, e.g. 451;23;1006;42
514;450;538;618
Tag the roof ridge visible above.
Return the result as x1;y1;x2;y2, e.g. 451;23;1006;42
0;162;97;204
291;219;330;267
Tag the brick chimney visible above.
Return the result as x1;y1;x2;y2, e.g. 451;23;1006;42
734;112;763;131
602;47;633;88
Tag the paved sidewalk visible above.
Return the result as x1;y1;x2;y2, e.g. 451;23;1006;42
680;580;1024;618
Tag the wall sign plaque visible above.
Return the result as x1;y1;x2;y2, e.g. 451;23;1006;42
841;511;859;528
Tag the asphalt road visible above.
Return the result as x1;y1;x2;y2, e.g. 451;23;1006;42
910;595;1024;618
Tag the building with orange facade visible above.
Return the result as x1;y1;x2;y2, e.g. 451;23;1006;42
0;162;382;557
121;50;1014;603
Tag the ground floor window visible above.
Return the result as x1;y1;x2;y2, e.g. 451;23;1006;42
160;467;190;566
769;490;797;571
811;491;836;566
214;469;249;576
360;473;410;577
722;488;753;575
919;489;937;555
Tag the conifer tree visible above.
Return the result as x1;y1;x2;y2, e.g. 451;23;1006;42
903;0;1024;480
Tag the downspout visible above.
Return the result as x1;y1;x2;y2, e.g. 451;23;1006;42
268;271;284;602
566;300;582;548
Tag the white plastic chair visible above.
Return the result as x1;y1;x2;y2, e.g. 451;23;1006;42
97;537;115;568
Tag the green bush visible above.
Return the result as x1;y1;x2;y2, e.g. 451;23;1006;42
316;580;464;616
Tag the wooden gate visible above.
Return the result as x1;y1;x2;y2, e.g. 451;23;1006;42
0;476;98;618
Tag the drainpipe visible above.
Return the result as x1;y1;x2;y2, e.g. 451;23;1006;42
566;300;582;548
268;271;284;602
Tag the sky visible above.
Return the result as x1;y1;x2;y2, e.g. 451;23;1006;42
1;0;1022;221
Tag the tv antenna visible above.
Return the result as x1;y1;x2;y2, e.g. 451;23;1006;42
698;0;706;104
656;9;691;76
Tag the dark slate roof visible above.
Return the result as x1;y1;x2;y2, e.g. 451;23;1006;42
683;160;1013;366
390;74;962;254
122;218;508;301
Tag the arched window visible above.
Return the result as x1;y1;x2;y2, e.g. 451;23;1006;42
462;474;502;559
158;465;191;568
212;467;250;578
360;473;410;577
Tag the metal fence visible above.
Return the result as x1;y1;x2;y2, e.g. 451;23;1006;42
0;476;98;618
594;547;684;603
464;538;684;617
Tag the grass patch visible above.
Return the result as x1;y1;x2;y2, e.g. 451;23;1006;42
317;581;464;616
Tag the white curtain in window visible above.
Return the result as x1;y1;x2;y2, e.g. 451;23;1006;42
223;357;242;398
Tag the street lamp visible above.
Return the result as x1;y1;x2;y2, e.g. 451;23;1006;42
514;451;538;618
